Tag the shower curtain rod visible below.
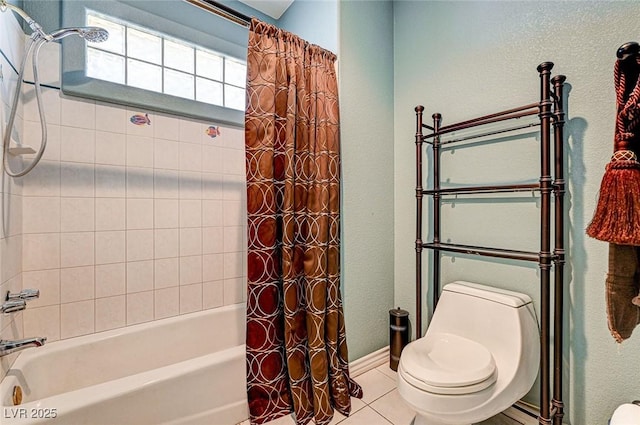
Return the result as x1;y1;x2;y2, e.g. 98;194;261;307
185;0;252;27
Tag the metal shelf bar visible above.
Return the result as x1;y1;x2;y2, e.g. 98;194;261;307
423;183;540;196
439;122;541;146
423;102;539;139
422;242;541;262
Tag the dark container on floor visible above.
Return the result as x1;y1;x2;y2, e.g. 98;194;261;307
389;307;409;371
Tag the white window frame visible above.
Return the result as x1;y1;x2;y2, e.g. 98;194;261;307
85;11;247;111
60;0;250;128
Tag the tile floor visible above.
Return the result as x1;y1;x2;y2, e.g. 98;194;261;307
239;363;536;425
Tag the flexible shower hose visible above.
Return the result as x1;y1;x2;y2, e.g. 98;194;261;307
2;33;49;177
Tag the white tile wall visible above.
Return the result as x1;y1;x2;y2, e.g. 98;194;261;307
14;36;247;343
0;17;247;384
95;295;125;332
95;263;125;298
0;9;25;378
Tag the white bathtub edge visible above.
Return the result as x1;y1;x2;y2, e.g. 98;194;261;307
12;345;244;414
18;303;246;362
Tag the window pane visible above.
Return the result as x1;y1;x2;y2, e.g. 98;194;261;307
196;49;223;81
165;40;194;73
128;59;162;92
128;28;162;64
196;77;223;106
82;11;247;120
87;47;125;84
164;69;194;99
87;14;125;55
225;84;245;110
225;59;246;88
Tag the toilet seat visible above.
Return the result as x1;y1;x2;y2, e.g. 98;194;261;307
400;332;497;395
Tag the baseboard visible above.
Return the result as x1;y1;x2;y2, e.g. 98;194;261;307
503;404;538;425
509;401;569;425
349;345;389;377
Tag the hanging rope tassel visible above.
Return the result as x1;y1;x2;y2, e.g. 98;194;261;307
587;57;640;245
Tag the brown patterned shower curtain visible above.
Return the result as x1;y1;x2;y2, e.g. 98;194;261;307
244;18;362;425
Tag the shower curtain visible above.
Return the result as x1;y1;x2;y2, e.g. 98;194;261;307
244;18;362;425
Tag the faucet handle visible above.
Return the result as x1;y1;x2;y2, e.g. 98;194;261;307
6;289;39;301
1;299;26;314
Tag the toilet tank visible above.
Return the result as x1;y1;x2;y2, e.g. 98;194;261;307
427;281;539;366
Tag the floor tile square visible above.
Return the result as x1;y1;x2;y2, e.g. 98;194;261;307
375;363;398;381
354;369;397;404
339;406;393;425
350;396;367;414
328;411;346;425
328;396;367;425
370;389;415;425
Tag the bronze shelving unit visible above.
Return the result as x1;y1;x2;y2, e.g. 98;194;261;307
414;62;566;425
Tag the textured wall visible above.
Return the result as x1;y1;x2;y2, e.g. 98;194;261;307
393;1;640;423
339;0;395;361
279;0;338;53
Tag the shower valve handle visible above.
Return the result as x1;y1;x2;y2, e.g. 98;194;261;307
1;299;26;314
6;289;39;302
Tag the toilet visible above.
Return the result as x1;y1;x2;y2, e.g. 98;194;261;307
397;281;540;425
610;402;640;425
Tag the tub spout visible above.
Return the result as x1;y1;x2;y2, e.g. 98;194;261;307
0;337;46;356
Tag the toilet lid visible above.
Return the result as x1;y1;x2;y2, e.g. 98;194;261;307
401;332;497;394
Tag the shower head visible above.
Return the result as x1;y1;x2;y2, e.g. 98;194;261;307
47;26;109;43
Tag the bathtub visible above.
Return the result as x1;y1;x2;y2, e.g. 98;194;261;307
0;303;248;425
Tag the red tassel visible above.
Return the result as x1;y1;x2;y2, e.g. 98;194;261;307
587;156;640;245
587;58;640;245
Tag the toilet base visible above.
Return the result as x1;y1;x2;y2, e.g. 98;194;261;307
412;413;472;425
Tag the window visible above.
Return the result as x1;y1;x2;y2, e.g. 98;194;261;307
85;12;247;111
60;0;256;127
